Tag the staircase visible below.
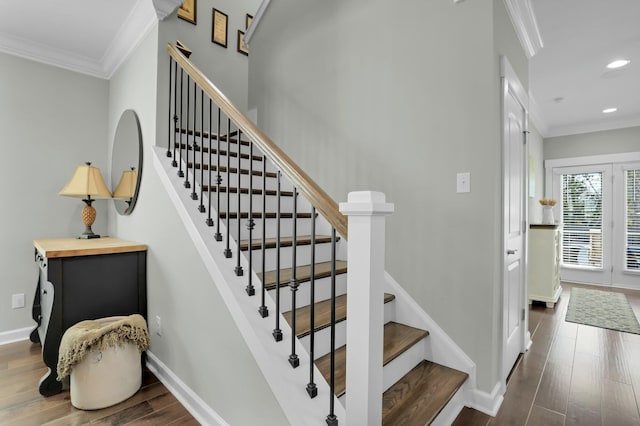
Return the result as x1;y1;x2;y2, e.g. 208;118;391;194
160;43;470;425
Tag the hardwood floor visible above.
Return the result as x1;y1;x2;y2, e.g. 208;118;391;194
0;342;198;425
454;282;640;426
4;281;640;425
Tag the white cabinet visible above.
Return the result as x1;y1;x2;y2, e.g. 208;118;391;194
528;225;562;308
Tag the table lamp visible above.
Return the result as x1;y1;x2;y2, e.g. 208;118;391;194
59;162;112;239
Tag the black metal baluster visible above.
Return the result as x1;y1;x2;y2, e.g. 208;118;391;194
306;206;317;397
183;75;190;184
235;129;244;276
206;99;213;225
189;81;197;196
167;57;173;158
246;141;255;294
177;69;184;175
214;108;223;241
224;119;232;258
198;89;205;210
273;171;283;342
289;188;300;368
171;61;179;164
326;228;338;426
258;157;269;317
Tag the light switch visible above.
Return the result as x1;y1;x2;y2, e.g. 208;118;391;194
457;172;470;193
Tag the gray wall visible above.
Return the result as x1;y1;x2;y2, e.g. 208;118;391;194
528;123;545;224
0;52;108;334
544;126;640;160
248;0;528;392
107;17;287;426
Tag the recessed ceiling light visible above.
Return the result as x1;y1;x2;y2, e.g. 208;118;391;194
602;108;617;114
607;59;630;69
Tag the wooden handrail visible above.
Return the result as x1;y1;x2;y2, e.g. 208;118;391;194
167;43;348;239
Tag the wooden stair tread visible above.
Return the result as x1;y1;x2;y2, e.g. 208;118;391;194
240;235;334;251
200;186;294;197
219;212;314;219
174;142;263;161
258;260;348;291
176;128;250;146
187;162;277;178
315;322;429;398
283;293;395;339
382;360;468;426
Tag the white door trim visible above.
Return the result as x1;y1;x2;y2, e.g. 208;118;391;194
500;56;531;391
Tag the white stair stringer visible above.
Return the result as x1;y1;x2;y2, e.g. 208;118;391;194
153;147;345;425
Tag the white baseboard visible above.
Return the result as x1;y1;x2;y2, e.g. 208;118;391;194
0;327;32;346
146;350;229;426
466;381;504;416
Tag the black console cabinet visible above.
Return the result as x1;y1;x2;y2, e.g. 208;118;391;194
32;238;147;396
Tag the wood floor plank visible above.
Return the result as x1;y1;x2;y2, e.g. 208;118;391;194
601;329;631;384
533;360;572;414
0;341;197;426
601;378;640;426
527;405;565;426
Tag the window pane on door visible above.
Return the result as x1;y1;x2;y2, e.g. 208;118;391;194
627;169;640;270
561;172;603;268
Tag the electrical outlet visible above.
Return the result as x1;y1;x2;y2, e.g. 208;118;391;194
155;315;162;336
11;293;25;309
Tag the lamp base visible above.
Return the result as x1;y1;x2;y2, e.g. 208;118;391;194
78;201;100;239
78;232;101;239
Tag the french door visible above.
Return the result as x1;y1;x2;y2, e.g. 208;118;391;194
548;158;640;289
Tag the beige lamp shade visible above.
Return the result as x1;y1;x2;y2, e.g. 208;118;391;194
59;162;112;199
113;168;138;199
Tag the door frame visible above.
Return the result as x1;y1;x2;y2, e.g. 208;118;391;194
500;56;531;391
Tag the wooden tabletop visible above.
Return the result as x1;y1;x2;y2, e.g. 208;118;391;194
33;237;146;258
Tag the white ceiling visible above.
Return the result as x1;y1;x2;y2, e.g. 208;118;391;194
529;0;640;137
0;0;637;138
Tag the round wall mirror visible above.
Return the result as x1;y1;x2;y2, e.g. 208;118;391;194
111;110;143;215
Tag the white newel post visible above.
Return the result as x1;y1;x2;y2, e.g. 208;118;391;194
339;191;394;425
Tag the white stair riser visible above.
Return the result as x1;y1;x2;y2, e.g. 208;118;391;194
382;338;427;392
266;274;348;313
245;243;338;273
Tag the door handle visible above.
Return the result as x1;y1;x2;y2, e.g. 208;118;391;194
507;249;518;255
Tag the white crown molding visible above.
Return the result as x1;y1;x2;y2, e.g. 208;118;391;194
545;117;640;139
503;0;543;58
0;31;107;78
102;0;158;79
0;0;158;79
152;0;183;21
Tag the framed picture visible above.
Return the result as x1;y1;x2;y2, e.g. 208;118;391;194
177;0;196;25
245;14;253;30
211;8;228;48
237;30;248;56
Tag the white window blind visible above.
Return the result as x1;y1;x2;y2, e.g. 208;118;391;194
561;172;603;268
626;169;640;270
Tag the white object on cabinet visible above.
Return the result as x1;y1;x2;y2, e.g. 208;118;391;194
528;225;562;308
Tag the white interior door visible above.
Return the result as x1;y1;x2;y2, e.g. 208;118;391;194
501;58;527;381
